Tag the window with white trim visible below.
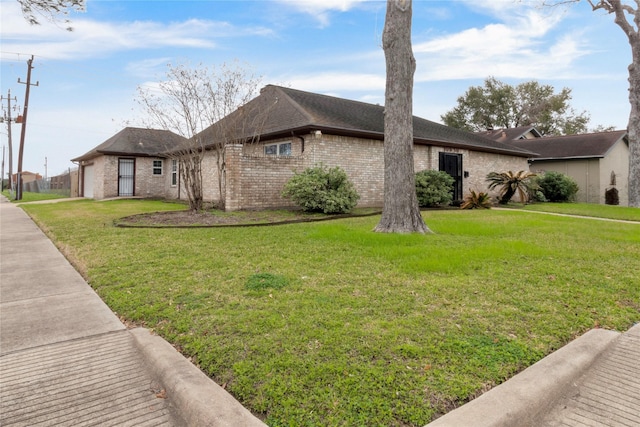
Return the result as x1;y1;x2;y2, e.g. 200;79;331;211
264;142;292;156
153;159;163;175
171;159;178;186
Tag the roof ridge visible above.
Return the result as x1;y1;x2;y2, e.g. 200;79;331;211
266;85;317;124
538;129;626;140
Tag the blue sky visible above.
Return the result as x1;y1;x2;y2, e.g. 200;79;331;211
0;0;632;176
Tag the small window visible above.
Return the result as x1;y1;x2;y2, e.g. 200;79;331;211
265;142;292;156
171;159;178;186
278;143;292;156
153;160;163;175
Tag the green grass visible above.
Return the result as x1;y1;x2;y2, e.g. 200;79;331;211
2;190;70;203
509;202;640;222
21;200;640;426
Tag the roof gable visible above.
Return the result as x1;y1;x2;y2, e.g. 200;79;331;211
508;130;628;160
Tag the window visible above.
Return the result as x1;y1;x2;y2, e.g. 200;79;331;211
171;159;178;186
264;142;292;156
153;160;163;175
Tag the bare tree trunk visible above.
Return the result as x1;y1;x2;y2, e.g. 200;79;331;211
628;37;640;207
375;0;430;233
582;0;640;206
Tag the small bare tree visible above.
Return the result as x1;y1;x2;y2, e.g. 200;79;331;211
136;62;262;211
374;0;430;233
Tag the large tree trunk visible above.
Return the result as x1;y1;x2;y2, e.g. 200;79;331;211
590;0;640;206
628;38;640;207
374;0;430;233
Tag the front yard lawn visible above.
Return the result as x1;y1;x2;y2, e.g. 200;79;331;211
511;202;640;222
22;200;640;426
2;190;70;203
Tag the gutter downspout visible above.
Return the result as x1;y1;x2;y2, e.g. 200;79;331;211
292;132;305;153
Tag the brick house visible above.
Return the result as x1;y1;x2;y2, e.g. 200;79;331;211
504;130;630;205
72;85;534;208
12;171;42;185
192;85;534;210
72;127;187;199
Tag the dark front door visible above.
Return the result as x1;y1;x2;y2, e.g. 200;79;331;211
439;152;463;201
118;158;135;197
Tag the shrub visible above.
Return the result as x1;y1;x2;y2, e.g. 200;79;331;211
537;171;579;202
525;175;546;203
460;191;492;209
486;170;536;205
282;165;359;214
605;187;620;205
415;170;455;207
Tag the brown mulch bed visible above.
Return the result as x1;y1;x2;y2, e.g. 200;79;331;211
115;209;381;228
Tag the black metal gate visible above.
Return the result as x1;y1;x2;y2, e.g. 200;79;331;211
439;152;463;201
118;158;135;197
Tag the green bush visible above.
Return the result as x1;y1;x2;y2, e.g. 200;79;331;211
415;170;455;207
605;187;620;205
282;165;359;214
537;171;579;202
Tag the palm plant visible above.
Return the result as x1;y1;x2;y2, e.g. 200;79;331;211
486;170;536;205
460;190;492;209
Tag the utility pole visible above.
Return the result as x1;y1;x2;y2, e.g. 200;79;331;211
16;55;39;201
1;145;4;191
1;90;17;196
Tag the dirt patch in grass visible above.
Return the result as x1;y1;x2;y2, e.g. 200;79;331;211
115;208;381;228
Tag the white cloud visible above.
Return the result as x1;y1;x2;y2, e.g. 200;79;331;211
413;8;591;81
0;2;273;60
275;0;372;27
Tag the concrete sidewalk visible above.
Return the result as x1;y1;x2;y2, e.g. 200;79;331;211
0;196;265;426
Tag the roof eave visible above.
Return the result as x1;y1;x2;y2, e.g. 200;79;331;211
531;155;605;161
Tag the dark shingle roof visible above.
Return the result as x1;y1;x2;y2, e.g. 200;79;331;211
198;85;535;157
72;127;187;162
508;130;628;160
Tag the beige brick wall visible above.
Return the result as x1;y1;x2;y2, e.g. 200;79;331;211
133;157;167;198
466;151;530;201
226;144;304;211
302;134;385;207
89;156;172;200
222;134;530;210
89;156;106;199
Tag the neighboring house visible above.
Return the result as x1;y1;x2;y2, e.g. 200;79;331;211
12;171;42;185
72;86;535;208
72;127;187;199
478;126;542;142
191;85;534;210
501;130;629;206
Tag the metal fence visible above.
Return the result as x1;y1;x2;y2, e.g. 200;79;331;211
8;169;78;197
